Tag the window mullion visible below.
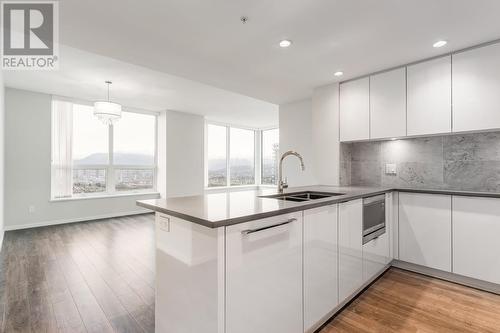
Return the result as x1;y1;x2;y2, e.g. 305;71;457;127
226;125;230;187
108;124;115;193
255;130;261;185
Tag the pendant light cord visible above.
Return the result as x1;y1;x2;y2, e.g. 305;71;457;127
105;80;112;102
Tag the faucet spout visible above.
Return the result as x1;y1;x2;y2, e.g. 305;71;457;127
278;151;305;193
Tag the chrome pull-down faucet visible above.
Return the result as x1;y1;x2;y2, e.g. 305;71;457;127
278;151;305;193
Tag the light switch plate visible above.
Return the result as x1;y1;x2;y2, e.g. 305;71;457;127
385;163;397;175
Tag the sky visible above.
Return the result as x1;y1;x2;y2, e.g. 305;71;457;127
72;104;155;161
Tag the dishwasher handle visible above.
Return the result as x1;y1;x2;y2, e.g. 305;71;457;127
241;218;297;235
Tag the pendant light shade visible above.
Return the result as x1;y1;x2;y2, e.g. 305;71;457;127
94;81;122;125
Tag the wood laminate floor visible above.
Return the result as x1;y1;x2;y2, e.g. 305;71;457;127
0;214;155;333
322;268;500;333
1;214;500;333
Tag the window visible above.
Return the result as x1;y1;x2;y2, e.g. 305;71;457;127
230;127;255;185
205;123;278;188
261;128;279;185
113;111;156;192
51;99;157;199
207;124;227;187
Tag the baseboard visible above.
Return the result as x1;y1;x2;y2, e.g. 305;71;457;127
4;210;153;231
392;260;500;295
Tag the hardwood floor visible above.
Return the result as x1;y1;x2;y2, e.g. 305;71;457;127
0;214;155;333
321;268;500;333
1;214;500;333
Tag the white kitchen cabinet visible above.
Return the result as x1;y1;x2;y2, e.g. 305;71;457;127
362;231;390;283
398;192;452;271
362;194;392;283
338;199;363;303
225;212;302;333
453;43;500;132
370;68;407;139
407;56;452;136
340;77;370;142
453;196;500;284
389;192;399;260
303;205;338;332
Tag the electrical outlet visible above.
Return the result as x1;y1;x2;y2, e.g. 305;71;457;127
159;215;170;232
28;205;35;214
385;163;397;175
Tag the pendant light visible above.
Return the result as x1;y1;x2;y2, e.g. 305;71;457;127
94;81;122;125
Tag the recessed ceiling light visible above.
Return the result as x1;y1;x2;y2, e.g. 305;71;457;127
334;71;344;77
279;40;292;48
433;40;447;48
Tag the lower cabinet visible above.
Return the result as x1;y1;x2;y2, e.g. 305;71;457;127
453;196;500;284
303;205;338;332
398;192;452;272
362;231;390;283
338;199;363;303
225;212;303;333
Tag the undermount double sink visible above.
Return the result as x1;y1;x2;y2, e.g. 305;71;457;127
260;191;345;202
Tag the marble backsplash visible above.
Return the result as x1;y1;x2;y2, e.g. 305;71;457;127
340;131;500;192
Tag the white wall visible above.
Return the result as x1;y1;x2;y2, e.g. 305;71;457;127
279;83;340;187
4;88;158;230
279;99;317;186
311;83;340;185
165;110;204;197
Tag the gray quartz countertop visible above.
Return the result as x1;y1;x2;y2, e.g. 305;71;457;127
137;185;392;228
137;185;500;228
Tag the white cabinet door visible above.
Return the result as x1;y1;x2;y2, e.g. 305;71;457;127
362;231;390;283
304;205;338;332
338;199;363;303
340;77;370;142
453;43;500;132
225;212;302;333
453;196;500;284
370;68;407;139
399;192;452;271
407;56;452;136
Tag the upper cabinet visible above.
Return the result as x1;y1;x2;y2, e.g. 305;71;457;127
340;77;369;142
370;68;407;139
407;56;452;136
453;43;500;132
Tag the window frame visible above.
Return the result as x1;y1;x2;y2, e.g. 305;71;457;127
260;127;280;186
53;98;159;198
205;121;278;189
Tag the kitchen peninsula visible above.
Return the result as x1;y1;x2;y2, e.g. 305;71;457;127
138;185;500;333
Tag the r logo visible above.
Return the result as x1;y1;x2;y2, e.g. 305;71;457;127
3;2;53;55
1;1;58;69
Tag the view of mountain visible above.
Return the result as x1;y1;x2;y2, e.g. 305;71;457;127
74;153;154;165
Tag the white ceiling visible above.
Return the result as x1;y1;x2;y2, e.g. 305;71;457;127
3;46;279;128
55;0;500;104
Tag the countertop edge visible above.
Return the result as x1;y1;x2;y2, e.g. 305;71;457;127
139;188;500;228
